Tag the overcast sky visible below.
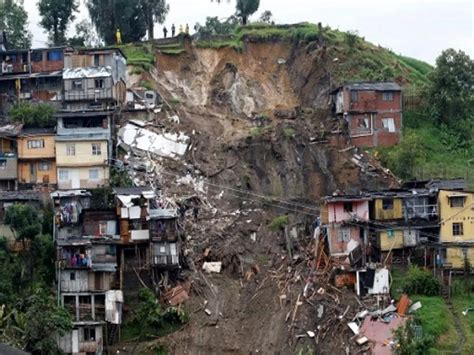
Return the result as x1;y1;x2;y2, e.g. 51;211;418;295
23;0;473;65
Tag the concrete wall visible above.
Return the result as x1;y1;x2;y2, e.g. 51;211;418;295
379;229;404;251
57;166;109;190
326;200;369;223
17;134;55;159
56;140;108;167
326;225;362;255
439;190;474;243
373;198;403;220
18;159;57;184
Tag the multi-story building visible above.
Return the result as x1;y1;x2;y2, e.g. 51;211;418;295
0;47;66;116
0;122;21;190
320;195;370;264
439;189;474;268
17;127;57;187
331;82;402;147
55;112;110;189
52;189;123;355
54;48;127;190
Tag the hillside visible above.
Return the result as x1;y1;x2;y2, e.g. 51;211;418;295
115;24;435;354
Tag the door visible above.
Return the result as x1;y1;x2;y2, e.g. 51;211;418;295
95;272;103;290
30;162;37;183
71;169;80;189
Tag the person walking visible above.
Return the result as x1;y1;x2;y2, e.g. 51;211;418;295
171;24;176;37
163;26;168;38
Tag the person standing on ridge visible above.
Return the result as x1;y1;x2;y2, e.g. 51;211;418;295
185;23;190;35
171;24;176;37
115;28;122;44
163;26;168;38
179;24;183;34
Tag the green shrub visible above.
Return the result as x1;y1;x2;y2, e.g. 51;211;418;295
269;215;289;231
8;102;56;128
394;318;435;355
403;266;440;296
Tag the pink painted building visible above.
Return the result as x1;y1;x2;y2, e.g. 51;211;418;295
321;196;371;257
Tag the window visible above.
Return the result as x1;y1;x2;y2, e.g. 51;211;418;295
27;139;44;149
382;118;396;132
31;51;42;62
58;169;69;181
0;159;6;169
357;117;370;129
89;168;99;180
382;199;394;210
66;144;75;156
47;50;63;61
351;90;358;102
453;223;464;236
338;228;351;242
83;327;96;341
449;196;465;208
72;79;83;90
91;143;101;156
382;91;394;101
94;54;100;66
94;79;105;89
343;202;353;212
38;162;50;171
99;222;107;235
70;272;75;281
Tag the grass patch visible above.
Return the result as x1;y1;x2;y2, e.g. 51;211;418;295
120;43;155;71
452;295;474;353
269;215;289;230
161;48;185;56
139;80;154;91
412;296;459;353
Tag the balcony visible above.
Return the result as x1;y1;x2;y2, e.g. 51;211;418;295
64;88;114;102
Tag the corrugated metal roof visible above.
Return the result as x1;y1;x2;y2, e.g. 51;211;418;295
113;187;155;195
344;82;402;91
19;127;56;136
63;66;112;79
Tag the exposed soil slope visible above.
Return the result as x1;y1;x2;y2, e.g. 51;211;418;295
120;37;401;354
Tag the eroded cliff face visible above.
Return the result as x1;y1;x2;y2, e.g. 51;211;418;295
121;40;398;354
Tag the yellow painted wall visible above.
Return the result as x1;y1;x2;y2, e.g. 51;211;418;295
446;247;474;269
56;141;107;167
374;198;403;220
379;230;404;251
439;190;474;243
17;134;55;159
18;160;57;184
57;166;109;189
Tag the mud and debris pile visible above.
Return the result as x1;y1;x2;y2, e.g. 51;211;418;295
116;39;402;353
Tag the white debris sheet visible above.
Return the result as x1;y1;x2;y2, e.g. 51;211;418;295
118;123;189;160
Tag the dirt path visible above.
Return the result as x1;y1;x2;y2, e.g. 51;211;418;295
446;298;465;354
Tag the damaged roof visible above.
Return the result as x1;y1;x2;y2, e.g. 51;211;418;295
332;81;402;92
19;127;56;136
0;123;23;136
63;66;112;79
323;195;372;203
51;189;92;198
0;191;41;201
113;186;155;195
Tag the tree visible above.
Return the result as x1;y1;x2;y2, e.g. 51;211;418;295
68;19;102;47
236;0;260;25
87;0;147;45
259;10;273;24
8;102;56;128
194;16;239;37
139;0;169;40
426;49;474;142
37;0;78;46
0;0;32;48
